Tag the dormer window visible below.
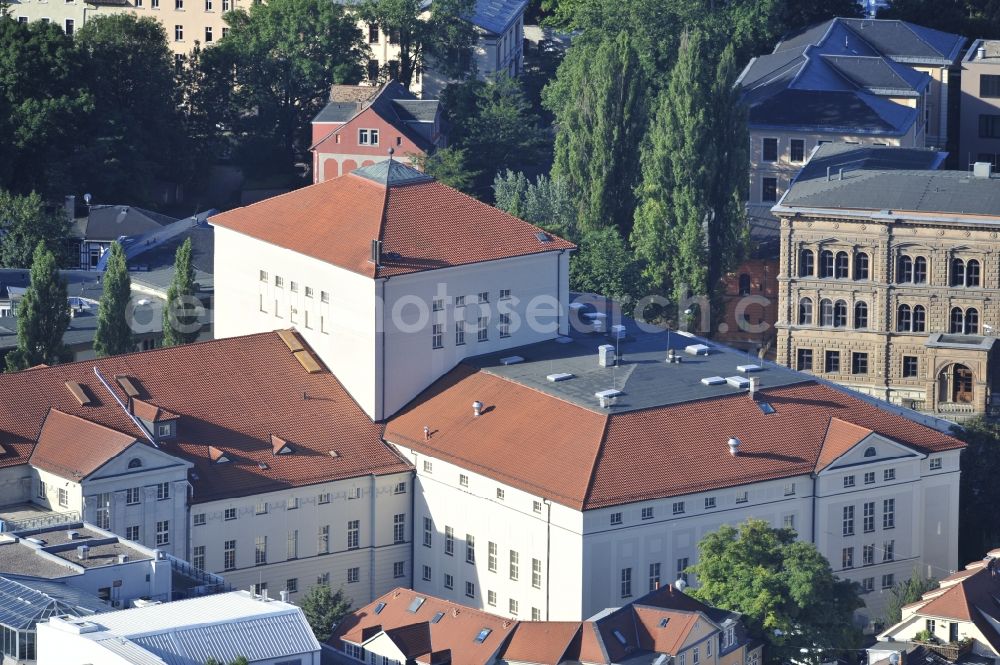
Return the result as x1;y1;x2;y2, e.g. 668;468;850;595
157;423;174;439
127;458;143;469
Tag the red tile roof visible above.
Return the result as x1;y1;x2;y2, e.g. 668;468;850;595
209;170;573;279
131;398;179;422
501;622;582;665
386;368;963;510
815;418;874;471
0;332;411;502
30;409;139;479
901;563;1000;654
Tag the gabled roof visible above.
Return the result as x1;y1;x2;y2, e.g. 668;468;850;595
76;205;179;242
776;18;965;65
467;0;527;34
0;332;410;502
210;163;574;280
30;409;139;480
815;417;875;471
501;622;581;665
131;398;179;423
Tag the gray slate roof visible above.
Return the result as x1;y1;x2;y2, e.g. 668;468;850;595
777;18;966;64
468;0;526;34
76;206;179;242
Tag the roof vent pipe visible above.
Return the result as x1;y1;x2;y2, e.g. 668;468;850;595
826;166;831;181
280;590;290;603
472;401;483;417
728;437;741;456
838;168;844;180
979;44;987;60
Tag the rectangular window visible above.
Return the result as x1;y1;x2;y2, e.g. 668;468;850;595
37;480;46;499
884;468;896;481
318;525;329;554
126;487;140;505
394;482;406;494
704;497;716;509
610;512;622;525
533;500;543;514
488;542;497;572
459;473;469;487
677;557;689;582
863;544;874;566
843;505;855;536
825;350;841;373
852;352;868;375
735;491;748;504
466;581;475;598
156;520;170;545
431;325;444;349
883;499;895;529
510;550;519;580
844;475;855;488
883;540;895;562
982;74;1000;98
478;316;489;342
864;471;875;485
432;297;444;312
532;607;541;621
862;577;874;593
320;290;329;303
902;356;918;378
488;590;497;606
423;517;432;548
174;24;183;41
455;322;466;345
930;457;942;470
347;567;360;583
444;574;454;589
842;546;854;569
317;572;330;586
368;22;379;43
224;507;236;521
422;565;431;581
394;561;405;578
797;348;813;371
445;526;454;555
496;488;505;500
393;513;405;543
466;534;475;563
510;598;519;615
423;460;433;473
58;488;68;507
783;514;795;529
289;280;297;293
642;507;654;520
762;138;778;162
157;483;170;500
347;520;360;550
532;558;542;588
762;177;778;202
980;114;1000;138
224;540;236;570
286;578;298;593
694;647;700;665
499;289;511;300
193;545;205;570
222;27;228;37
96;494;112;530
790;139;805;163
126;525;140;542
287;530;298;559
621;567;632;598
204;26;212;42
259;270;268;282
649;562;661;591
317;493;330;505
478;291;489;303
499;313;511;338
672;501;684;515
287;497;298;509
784;482;795;496
358;128;379;145
864;502;875;532
255;535;267;564
64;18;74;36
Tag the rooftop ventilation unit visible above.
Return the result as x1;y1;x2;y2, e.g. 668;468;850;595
685;344;710;356
546;372;574;382
610;325;626;340
598;344;616;367
473;401;483;417
118;554;129;564
77;544;90;560
595;389;622;408
700;376;726;386
726;376;750;389
974;161;993;179
666;349;683;364
499;356;524;366
66;531;78;540
728;437;740;456
737;364;762;373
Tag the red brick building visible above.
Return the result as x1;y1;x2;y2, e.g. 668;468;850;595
716;257;779;356
310;80;445;183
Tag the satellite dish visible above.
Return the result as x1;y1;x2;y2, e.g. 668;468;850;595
83;193;92;205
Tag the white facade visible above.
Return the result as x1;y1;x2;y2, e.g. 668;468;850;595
392;438;960;625
213;224;570;421
189;471;413;607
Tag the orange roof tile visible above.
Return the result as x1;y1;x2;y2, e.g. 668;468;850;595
30;409;139;479
906;565;1000;654
209;169;574;280
502;622;582;665
131;398;179;422
0;332;411;501
815;417;875;471
386;367;962;510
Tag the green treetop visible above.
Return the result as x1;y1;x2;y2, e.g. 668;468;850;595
93;241;134;357
5;241;70;372
162;238;200;347
300;585;351;642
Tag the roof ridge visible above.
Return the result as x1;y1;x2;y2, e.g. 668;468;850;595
581;414;613;512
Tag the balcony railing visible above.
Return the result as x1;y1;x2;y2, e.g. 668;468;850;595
0;510;80;532
918;639;973;661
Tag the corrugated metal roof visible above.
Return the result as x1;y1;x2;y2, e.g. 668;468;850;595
96;636;170;665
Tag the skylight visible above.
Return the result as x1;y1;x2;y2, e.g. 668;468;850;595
375;602;386;615
659;618;670;628
432;612;445;624
613;629;627;646
474;628;492;643
407;596;425;613
757;402;776;414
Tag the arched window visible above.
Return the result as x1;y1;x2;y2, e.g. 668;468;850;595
897;304;912;332
913;256;928;284
738;273;751;296
835;252;849;279
800;250;815;277
950;307;964;333
912;305;926;333
966;308;980;334
820;299;834;326
854;253;870;280
951;258;966;287
833;300;848;328
798;298;814;325
967;259;981;287
898;255;913;283
820;250;835;278
854;301;868;329
127;458;142;469
864;446;877;458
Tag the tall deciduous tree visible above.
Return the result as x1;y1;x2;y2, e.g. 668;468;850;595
493;170;575;237
956;418;1000;563
544;31;647;233
162;238;200;347
0;190;73;268
93;242;134;357
202;0;366;176
300;585;351;642
883;568;938;626
74;14;188;204
691;520;863;665
5;242;70;372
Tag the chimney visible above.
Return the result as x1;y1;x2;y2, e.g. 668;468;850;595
263;588;269;601
978;43;987;60
728;437;741;456
64;195;76;223
280;590;290;603
749;377;758;398
598;344;616;367
472;400;483;417
370;239;382;266
118;554;129;564
67;530;78;540
423;425;430;441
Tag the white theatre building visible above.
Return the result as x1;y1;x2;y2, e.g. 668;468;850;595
210;159;963;627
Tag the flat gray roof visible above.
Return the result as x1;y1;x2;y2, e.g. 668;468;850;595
466;319;810;414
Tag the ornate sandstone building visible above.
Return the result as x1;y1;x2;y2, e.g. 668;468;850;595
775;143;1000;420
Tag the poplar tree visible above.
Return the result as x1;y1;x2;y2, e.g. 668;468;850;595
544;31;648;234
162;238;199;347
5;242;70;372
93;241;134;357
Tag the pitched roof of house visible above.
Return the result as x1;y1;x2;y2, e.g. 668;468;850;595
385;326;962;510
331;587;516;665
0;332;410;502
815;418;875;471
75;205;179;242
737;18;963;134
209;162;574;279
501;622;581;665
